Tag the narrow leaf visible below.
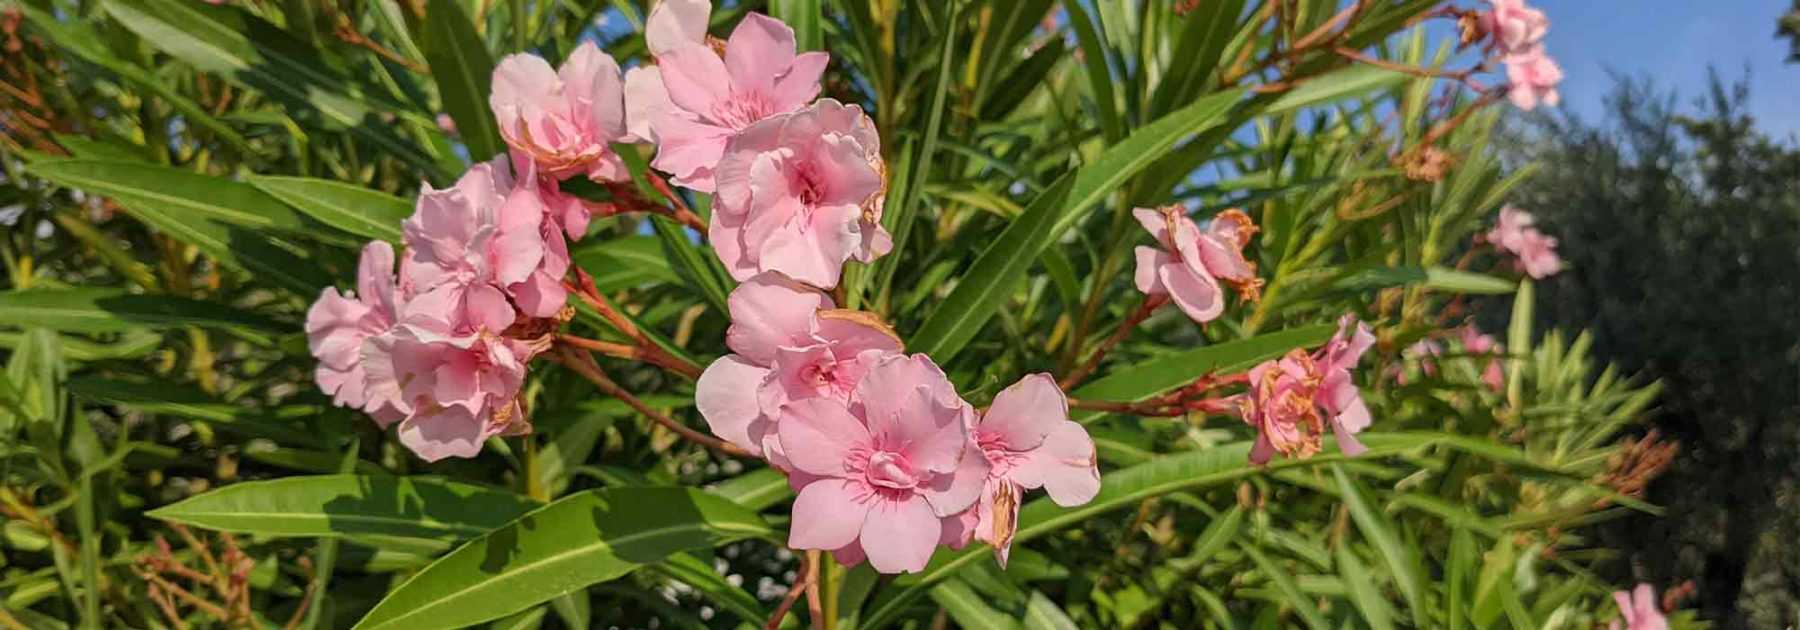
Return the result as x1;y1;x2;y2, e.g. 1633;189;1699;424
250;176;412;244
1071;324;1334;421
1332;465;1428;627
0;289;287;335
148;475;539;540
423;0;506;160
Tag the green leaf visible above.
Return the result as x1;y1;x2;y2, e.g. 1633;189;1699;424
249;175;412;244
573;236;681;292
1335;545;1397;630
1332;465;1427;627
910;88;1246;361
861;433;1450;629
1070;324;1334;421
768;0;822;52
101;0;446;176
352;486;772;630
1147;0;1246;118
66;377;320;446
1062;0;1122;143
1265;66;1408;115
706;467;793;511
930;578;1022;630
422;0;506;160
149;475;539;540
1240;542;1328;630
0;289;288;335
1023;591;1079;630
648;553;769;625
28;160;313;235
652;216;733;315
1424;268;1517;294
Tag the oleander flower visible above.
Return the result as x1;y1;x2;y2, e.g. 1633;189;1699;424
711;99;890;288
401;157;569;329
694;272;902;465
491;42;629;181
1239;315;1374;464
1459;325;1506;392
1486;205;1562;278
1609;584;1669;630
780;353;988;573
622;0;829;191
1503;47;1563;111
958;374;1100;566
306;241;400;413
1132;205;1261;324
1480;0;1549;56
360;318;535;462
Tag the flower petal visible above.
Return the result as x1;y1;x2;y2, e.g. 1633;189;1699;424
778;397;871;477
645;0;709;56
788;477;873;550
1009;421;1100;506
724;13;797;95
1159;262;1225;323
656;45;732;118
696;355;773;454
396;405;488;462
978;373;1064;452
859;495;941;574
725;271;831;364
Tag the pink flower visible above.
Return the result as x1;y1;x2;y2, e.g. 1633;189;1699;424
958;374;1100;566
1132;206;1261;324
1479;0;1548;56
622;0;829;191
306;241;400;413
1394;338;1442;385
1239;315;1374;464
780;353;989;573
1503;47;1563;111
490;42;629;181
435;113;458;135
695;272;902;465
402;157;568;328
1486;205;1561;278
361;324;535;461
1458;326;1506;392
1609;584;1669;630
711;99;890;288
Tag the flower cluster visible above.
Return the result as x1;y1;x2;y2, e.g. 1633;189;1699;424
1476;0;1564;110
1234;315;1376;465
1487;205;1562;278
697;277;1100;573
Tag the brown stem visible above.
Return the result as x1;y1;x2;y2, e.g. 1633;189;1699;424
564;269;705;380
557;334;702;380
766;550;818;630
550;348;751;457
1059;294;1167;390
138;572;231;622
332;20;427;73
803;550;825;630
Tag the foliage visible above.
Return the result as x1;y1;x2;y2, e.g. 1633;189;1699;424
0;0;1679;627
1497;72;1800;628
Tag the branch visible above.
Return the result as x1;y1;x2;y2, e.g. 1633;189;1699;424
564;268;705;380
766;550;819;630
550;347;750;458
1059;294;1167;390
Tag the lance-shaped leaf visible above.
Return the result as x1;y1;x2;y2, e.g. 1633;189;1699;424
1071;324;1336;422
249;175;412;244
422;0;505;160
0;289;288;335
148;475;539;541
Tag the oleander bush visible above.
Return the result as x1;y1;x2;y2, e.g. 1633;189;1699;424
0;0;1699;627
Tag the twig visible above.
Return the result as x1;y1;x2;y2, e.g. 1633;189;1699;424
647;172;709;234
332;20;427;73
564;268;705;380
804;550;825;630
767;551;819;630
550;347;751;457
1059;294;1167;390
557;334;702;380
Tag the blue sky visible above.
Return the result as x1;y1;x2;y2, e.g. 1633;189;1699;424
1528;0;1800;137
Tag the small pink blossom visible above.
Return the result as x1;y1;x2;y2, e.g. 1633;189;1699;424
1609;584;1669;630
435;113;458;135
711;99;890;288
955;374;1100;566
1393;338;1442;385
306;241;400;413
1479;0;1548;56
1132;206;1260;324
361;323;535;462
491;42;629;181
1487;205;1561;278
1503;47;1563;111
1239;315;1374;465
622;0;829;191
1458;326;1505;392
695;272;902;466
780;353;989;574
402;157;568;328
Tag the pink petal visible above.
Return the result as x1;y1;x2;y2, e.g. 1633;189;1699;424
788;477;873;550
759;204;860;288
1131;207;1171;247
656;46;732;119
396;406;488;462
356;241;398;319
778;398;871;477
768;52;829;111
1133;246;1169;295
725;271;831;364
1010;421;1100;506
1159;262;1225;323
814;319;902;358
918;441;988;517
464;284;517;333
812;133;882;207
489;54;560;135
622;66;672;143
645;0;709;56
566;44;627;142
649;113;733;190
979;373;1065;452
724;13;797;95
1195;232;1254;282
1248;433;1276;465
697;355;773;454
1332;418;1368;457
859;495;941;573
